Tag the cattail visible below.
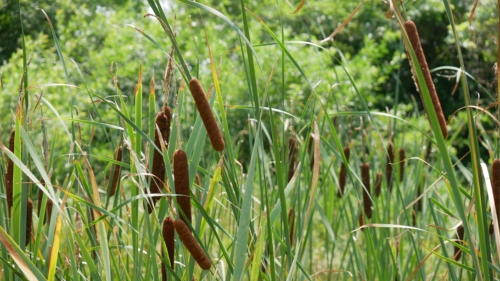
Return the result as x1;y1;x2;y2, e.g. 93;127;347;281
25;199;32;246
162;217;175;281
374;172;383;197
490;159;500;235
398;148;405;182
404;20;448;139
415;184;423;213
308;134;315;171
359;213;364;231
386;142;395;192
361;163;372;219
174;150;191;224
454;225;465;260
5;129;15;214
288;208;295;246
287;136;298;182
108;145;122;197
173;219;211;270
37;180;53;225
337;146;350;197
148;111;171;213
188;78;225;152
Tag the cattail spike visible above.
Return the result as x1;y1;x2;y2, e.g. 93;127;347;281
386;142;395;192
374;172;383;197
404;20;448;139
173;150;191;224
6;129;15;214
188;78;225;152
490;159;500;235
25;199;32;246
287;136;298;182
338;146;350;197
288;208;295;246
162;216;175;281
109;145;122;197
174;219;211;270
361;163;372;219
454;225;465;260
398;148;405;182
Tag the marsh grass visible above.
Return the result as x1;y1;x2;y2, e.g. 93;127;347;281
0;0;500;280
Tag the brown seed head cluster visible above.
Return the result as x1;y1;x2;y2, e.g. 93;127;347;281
25;199;32;246
288;208;295;246
403;20;448;139
188;78;225;152
361;163;372;219
109;145;122;197
374;172;383;198
161;216;175;281
288;136;298;182
337;146;350;197
174;219;211;270
398;148;406;182
454;225;465;260
386;142;395;192
174;149;191;224
490;159;500;235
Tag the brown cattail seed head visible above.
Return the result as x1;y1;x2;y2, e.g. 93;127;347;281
162;217;175;277
188;78;225;152
337;146;350;197
361;163;372;219
386;142;395;192
374;172;383;197
109;146;122;197
398;148;406;182
148;111;171;213
37;180;53;225
287;136;298;182
288;208;295;246
174;219;211;270
174;150;191;224
25;199;32;246
403;20;448;139
490;159;500;235
415;184;423;213
5;129;15;214
454;225;465;260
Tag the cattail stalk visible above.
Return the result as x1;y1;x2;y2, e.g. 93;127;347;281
148;110;171;213
288;208;295;246
174;219;211;270
454;225;465;260
386;142;395;192
188;78;225;152
398;148;406;182
361;163;372;219
6;129;15;214
337;146;350;197
173;150;191;224
25;199;32;246
288;136;298;182
162;217;175;281
404;20;448;139
109;145;122;197
374;172;383;197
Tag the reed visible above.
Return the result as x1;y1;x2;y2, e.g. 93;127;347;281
108;145;122;197
386;141;395;192
25;199;32;246
174;219;211;270
161;216;175;281
398;148;405;182
361;163;371;219
188;78;225;152
374;172;382;197
287;136;298;182
288;207;295;246
173;149;191;224
37;179;53;225
5;129;14;214
454;225;465;260
148;111;171;213
403;20;448;139
337;146;350;197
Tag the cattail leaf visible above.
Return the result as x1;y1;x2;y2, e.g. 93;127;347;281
0;225;46;281
47;207;62;281
199;163;222;237
249;211;267;278
270;162;300;225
